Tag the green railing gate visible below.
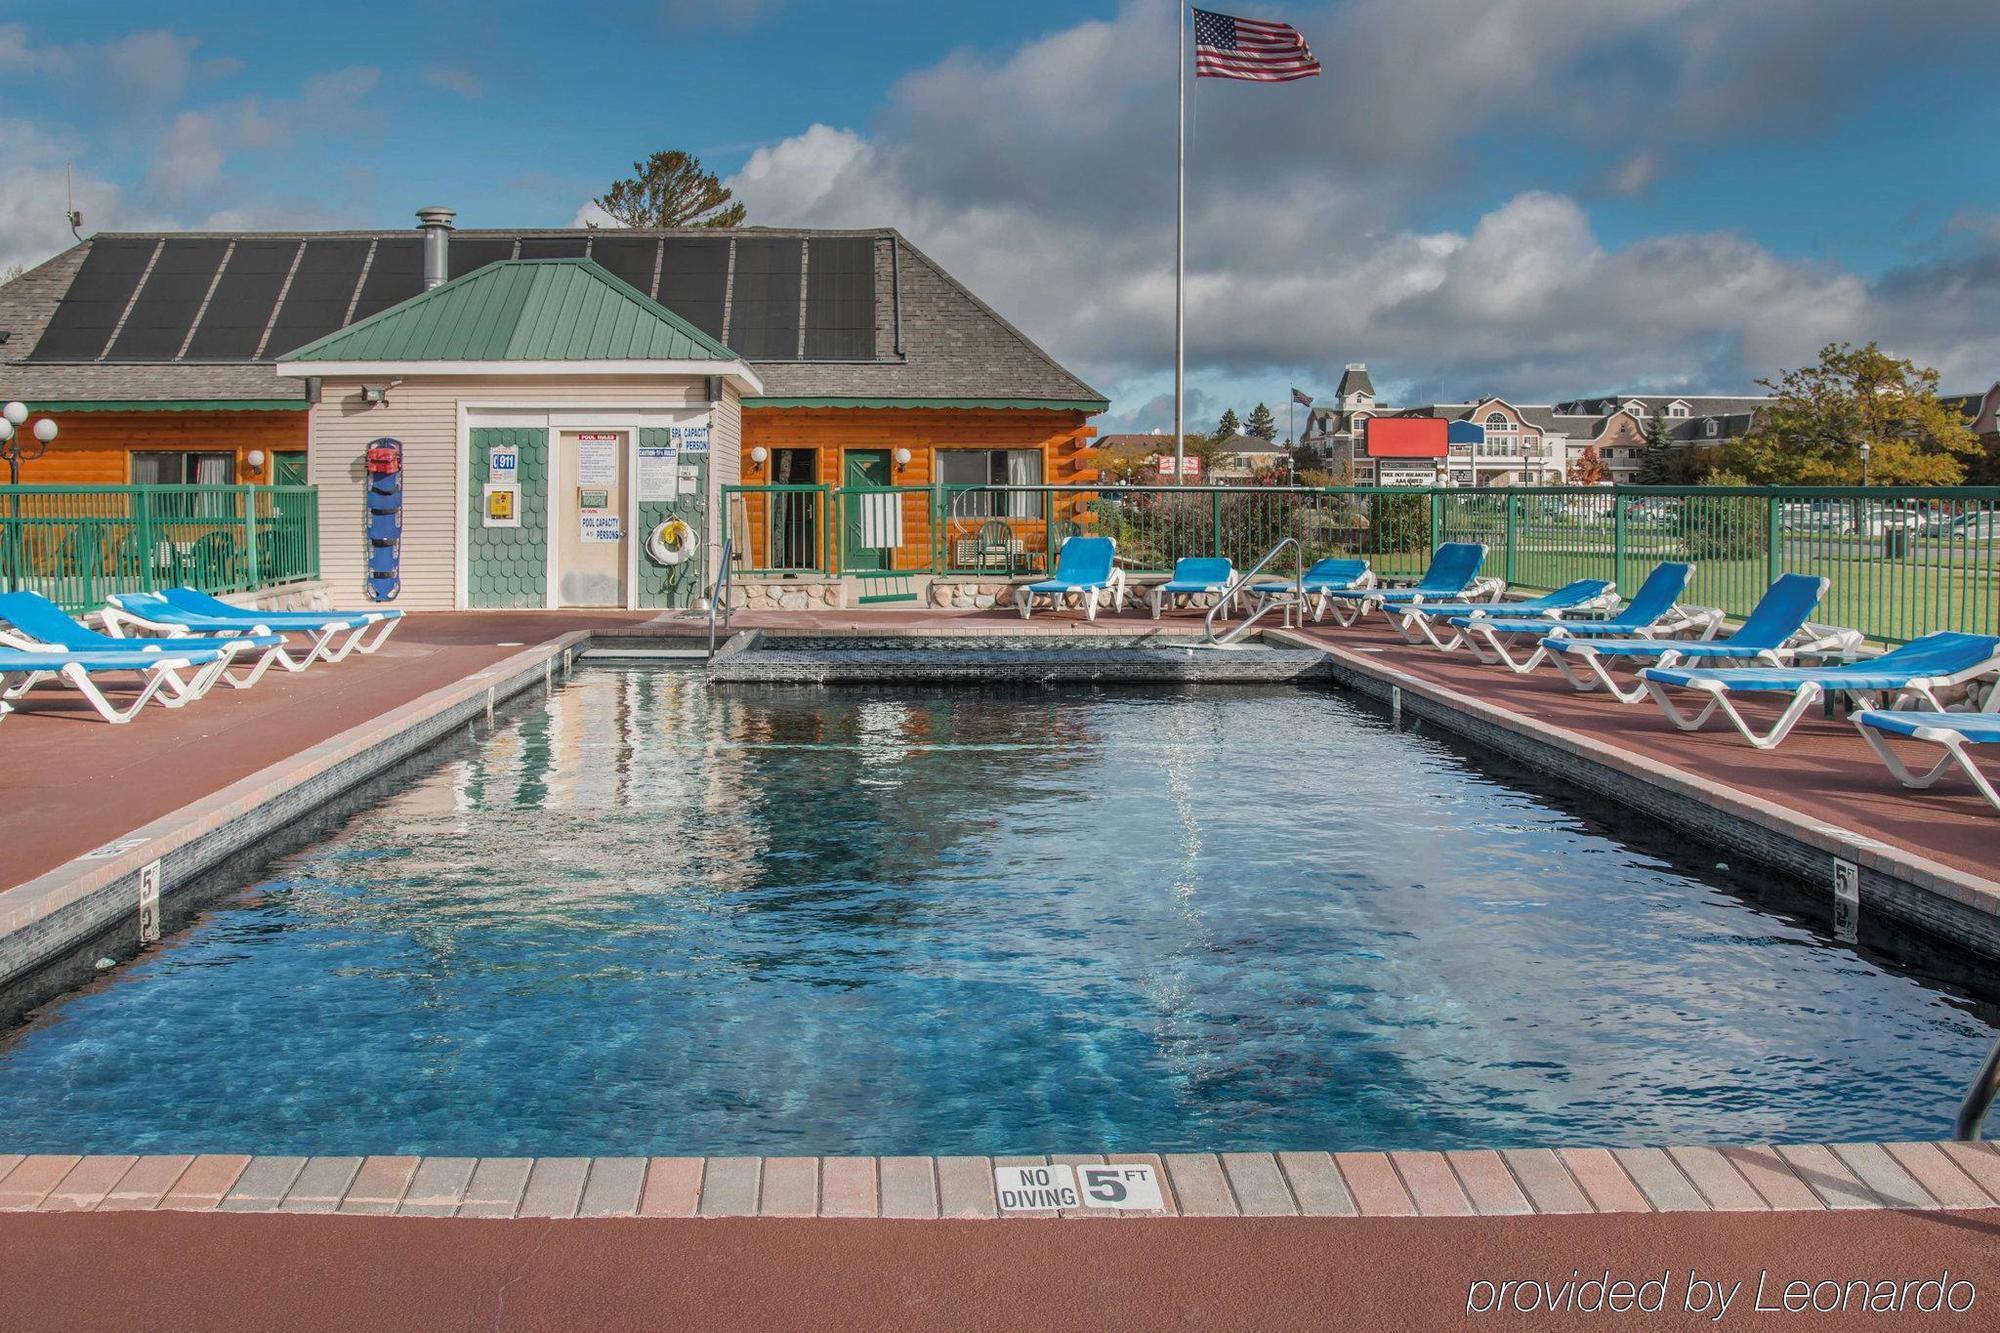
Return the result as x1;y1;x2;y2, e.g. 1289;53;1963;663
0;483;320;614
719;482;2000;643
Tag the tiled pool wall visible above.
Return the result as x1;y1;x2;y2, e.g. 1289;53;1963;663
705;628;1335;684
0;634;591;1029
4;1142;1999;1220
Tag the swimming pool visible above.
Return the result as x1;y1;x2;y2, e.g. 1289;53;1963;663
0;667;1991;1158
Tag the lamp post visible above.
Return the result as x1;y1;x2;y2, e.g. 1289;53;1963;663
2;402;59;592
1859;439;1872;488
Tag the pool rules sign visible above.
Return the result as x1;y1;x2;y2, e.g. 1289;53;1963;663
994;1163;1165;1212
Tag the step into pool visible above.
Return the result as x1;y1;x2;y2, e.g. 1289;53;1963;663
0;667;1992;1158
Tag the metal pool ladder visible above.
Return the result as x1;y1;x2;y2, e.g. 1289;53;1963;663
1957;1035;2000;1141
707;530;735;659
1205;536;1304;646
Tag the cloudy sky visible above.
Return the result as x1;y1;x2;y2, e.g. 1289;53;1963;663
4;0;1997;431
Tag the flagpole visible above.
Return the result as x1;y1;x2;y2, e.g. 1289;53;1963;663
1174;2;1186;486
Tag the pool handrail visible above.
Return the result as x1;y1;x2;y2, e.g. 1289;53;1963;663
709;528;735;659
1207;536;1303;645
1958;1035;2000;1140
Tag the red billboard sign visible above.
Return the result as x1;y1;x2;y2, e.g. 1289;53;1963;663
1364;418;1449;458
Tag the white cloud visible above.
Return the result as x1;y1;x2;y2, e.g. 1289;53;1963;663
0;119;124;274
422;65;484;100
105;30;198;103
572;200;622;228
141;66;381;206
724;0;2000;414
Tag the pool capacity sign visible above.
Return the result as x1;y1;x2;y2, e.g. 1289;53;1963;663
993;1163;1165;1212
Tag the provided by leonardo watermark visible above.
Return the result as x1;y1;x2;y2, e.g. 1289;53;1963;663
1465;1270;1976;1320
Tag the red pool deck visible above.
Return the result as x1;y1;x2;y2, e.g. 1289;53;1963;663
2;1148;1997;1331
0;611;658;892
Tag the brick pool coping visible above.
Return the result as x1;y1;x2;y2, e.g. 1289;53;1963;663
3;1142;1997;1220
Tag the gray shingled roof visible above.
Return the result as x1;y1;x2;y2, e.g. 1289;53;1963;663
1335;365;1374;398
0;227;1104;409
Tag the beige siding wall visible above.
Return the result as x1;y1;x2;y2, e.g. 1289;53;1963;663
308;375;716;610
709;380;743;574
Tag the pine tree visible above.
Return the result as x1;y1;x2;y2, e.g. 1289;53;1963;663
1213;408;1241;442
1246;402;1278;441
1635;410;1675;484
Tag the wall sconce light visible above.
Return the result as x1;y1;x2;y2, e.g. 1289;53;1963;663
893;447;912;473
749;446;769;472
245;449;267;471
360;381;400;405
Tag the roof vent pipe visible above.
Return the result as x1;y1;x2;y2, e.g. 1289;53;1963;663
417;206;456;288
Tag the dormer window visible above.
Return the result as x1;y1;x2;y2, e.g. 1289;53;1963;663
1483;412;1512;431
1668;402;1689;418
1703;418;1719;438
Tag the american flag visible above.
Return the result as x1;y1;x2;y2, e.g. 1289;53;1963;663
1291;387;1314;407
1193;8;1321;83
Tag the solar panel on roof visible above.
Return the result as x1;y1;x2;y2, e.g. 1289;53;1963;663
351;237;426;320
262;239;369;356
518;237;588;261
725;237;802;359
106;238;230;360
804;237;875;360
656;237;730;340
185;239;301;360
27;238;159;361
589;236;661;297
448;236;516;279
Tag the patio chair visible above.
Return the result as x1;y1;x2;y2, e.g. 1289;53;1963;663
1015;536;1125;621
0;590;288;697
973;518;1020;575
1148;557;1235;619
0;643;224;724
1384;578;1616;652
1853;708;2000;815
1450;562;1713;673
1540;573;1855;703
103;588;403;666
1246;557;1373;624
1638;631;2000;749
1320;543;1489;626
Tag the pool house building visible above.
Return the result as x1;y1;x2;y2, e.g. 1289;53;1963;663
0;210;1106;610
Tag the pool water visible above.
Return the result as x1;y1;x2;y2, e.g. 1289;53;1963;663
0;669;1992;1157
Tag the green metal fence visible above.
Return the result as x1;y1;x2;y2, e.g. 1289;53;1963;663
722;483;2000;642
0;484;320;613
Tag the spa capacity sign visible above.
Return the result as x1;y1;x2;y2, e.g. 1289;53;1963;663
993;1163;1164;1212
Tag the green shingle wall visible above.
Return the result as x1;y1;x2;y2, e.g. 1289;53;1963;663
636;426;708;610
467;427;547;608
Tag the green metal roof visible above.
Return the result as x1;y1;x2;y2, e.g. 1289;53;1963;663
746;396;1108;412
278;259;740;364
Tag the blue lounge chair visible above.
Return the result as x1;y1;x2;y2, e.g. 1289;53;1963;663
1853;709;2000;815
1321;543;1489;626
1450;562;1714;673
0;644;223;724
1386;578;1616;652
1541;573;1855;703
1640;631;2000;749
0;590;287;697
103;588;403;666
1247;557;1373;624
1148;557;1235;619
1015;536;1124;621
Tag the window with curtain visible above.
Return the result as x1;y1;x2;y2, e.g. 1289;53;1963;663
132;450;236;517
939;449;1043;518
